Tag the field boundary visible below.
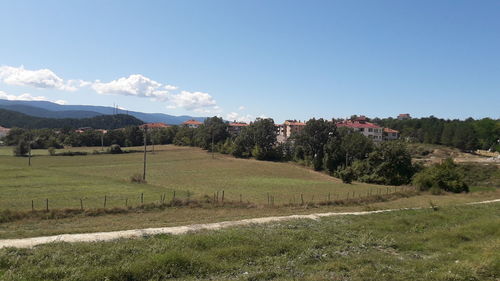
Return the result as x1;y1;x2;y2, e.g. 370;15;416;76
1;199;498;249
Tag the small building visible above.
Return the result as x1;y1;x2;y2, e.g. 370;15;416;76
383;128;399;141
282;120;306;139
139;122;170;130
397;113;411;120
336;116;384;141
0;126;10;138
182;119;203;128
227;122;249;136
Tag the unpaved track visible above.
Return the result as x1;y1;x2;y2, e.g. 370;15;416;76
1;199;499;249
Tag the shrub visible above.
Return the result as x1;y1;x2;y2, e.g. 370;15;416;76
48;147;56;156
412;158;469;193
13;140;29;156
130;173;146;184
109;144;123;154
339;167;355;184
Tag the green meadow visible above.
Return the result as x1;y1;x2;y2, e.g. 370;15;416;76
0;145;399;210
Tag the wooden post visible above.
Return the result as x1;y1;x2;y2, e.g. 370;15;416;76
141;193;144;204
222;190;224;203
125;198;128;207
143;125;147;181
31;200;34;211
45;199;49;212
267;193;270;205
104;195;107;208
301;194;304;205
240;194;242;203
80;198;83;210
173;191;176;201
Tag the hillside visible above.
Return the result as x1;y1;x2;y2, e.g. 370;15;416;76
0;99;206;124
0;109;143;129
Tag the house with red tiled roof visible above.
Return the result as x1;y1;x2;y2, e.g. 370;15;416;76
228;122;249;135
397;113;411;120
336;116;384;141
278;120;306;139
182;119;203;128
383;128;399;141
139;122;170;129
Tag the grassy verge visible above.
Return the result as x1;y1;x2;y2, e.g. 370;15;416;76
0;202;498;280
0;189;497;239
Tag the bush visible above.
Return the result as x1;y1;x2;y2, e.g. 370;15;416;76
339;167;355;184
130;173;146;184
13;140;29;156
48;147;56;156
109;144;123;154
412;158;469;193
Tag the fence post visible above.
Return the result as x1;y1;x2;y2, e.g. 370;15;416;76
31;200;34;211
45;199;49;212
125;198;128;207
104;195;107;208
222;190;225;203
141;193;144;204
80;198;83;210
173;191;176;202
240;194;242;203
301;194;304;205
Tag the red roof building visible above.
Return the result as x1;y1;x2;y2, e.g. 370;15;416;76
228;122;249;135
397;113;411;120
0;126;10;138
182;119;203;128
140;122;170;129
336;118;384;141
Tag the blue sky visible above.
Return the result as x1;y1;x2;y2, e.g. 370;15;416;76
0;0;498;122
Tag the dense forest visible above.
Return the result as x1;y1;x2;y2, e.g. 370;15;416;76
0;109;143;130
373;116;499;151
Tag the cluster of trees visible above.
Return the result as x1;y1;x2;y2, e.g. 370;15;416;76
375;117;500;151
0;109;143;129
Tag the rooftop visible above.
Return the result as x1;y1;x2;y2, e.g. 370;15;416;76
182;119;203;125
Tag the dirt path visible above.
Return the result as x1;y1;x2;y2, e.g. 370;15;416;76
1;199;499;249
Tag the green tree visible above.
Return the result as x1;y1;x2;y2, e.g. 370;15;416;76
294;118;337;170
413;158;469;193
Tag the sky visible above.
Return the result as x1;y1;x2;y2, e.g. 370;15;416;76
0;0;499;123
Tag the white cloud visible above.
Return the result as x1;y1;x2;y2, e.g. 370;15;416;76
54;100;67;105
91;74;170;100
238;106;245;111
167;90;217;110
0;65;77;91
226;112;254;123
0;90;67;104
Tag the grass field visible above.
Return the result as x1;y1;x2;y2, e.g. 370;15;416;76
0;202;498;280
0;145;401;210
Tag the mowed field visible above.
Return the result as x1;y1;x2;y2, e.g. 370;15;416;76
0;145;397;211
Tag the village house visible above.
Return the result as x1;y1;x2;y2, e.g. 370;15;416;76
139;122;170;130
383;128;399;141
227;122;249;136
276;120;306;143
397;113;411;120
182;119;203;128
336;116;384;141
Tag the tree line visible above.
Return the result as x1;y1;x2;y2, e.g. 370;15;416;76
374;116;499;151
0;109;143;129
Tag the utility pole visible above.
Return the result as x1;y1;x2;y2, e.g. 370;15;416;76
101;131;104;151
211;129;215;159
143;125;147;181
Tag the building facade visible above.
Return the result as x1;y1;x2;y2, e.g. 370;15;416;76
336;116;384;141
182;119;203;128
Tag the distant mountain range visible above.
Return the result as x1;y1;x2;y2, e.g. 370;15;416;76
0;99;206;125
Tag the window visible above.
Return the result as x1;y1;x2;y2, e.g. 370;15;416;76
368;128;373;132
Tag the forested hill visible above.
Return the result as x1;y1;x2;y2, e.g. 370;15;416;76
0;109;144;129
